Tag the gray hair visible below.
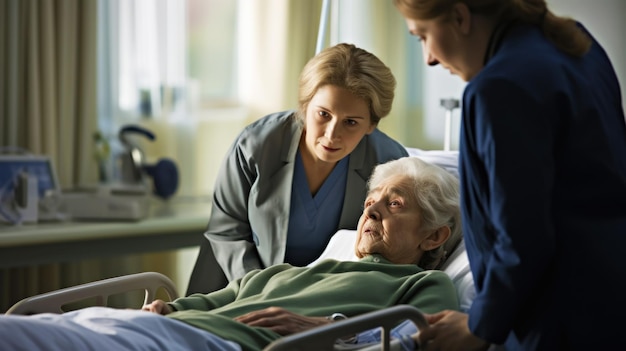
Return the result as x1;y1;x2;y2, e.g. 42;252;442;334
367;157;461;269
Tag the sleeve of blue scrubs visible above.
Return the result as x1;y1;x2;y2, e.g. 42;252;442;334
463;77;558;343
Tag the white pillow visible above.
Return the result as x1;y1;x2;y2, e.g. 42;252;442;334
310;229;476;313
308;229;358;266
405;147;460;178
439;240;475;312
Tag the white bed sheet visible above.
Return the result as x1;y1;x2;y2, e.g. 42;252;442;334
0;307;241;351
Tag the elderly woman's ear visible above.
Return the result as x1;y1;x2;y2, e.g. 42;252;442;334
419;227;451;251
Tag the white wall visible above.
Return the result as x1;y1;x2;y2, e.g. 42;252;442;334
422;0;626;150
549;0;626;104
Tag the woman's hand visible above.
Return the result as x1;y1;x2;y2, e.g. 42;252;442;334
415;310;490;351
141;299;173;315
234;306;330;335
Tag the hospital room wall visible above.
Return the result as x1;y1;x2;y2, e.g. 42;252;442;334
550;0;626;97
417;0;626;151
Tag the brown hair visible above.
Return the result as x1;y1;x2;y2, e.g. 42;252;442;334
393;0;592;57
297;43;396;125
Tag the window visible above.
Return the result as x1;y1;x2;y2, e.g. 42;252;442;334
97;0;238;136
187;0;238;107
97;0;241;196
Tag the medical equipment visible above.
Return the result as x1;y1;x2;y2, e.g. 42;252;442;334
61;184;151;221
0;155;64;225
117;125;180;200
59;125;180;221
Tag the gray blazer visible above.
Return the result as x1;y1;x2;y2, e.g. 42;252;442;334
205;110;408;281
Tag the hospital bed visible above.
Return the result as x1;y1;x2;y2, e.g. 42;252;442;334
5;149;474;351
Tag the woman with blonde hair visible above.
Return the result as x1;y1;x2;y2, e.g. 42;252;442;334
392;0;626;350
187;43;408;295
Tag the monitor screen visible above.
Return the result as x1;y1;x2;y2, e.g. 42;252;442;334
0;155;60;198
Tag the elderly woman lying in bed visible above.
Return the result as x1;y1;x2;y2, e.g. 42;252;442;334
0;156;462;351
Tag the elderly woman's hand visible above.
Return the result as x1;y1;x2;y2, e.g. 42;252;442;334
141;299;173;315
415;310;490;351
234;306;331;336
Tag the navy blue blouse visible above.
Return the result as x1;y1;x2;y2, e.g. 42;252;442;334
284;151;349;266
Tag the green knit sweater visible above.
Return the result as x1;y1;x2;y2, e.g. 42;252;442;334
168;255;459;351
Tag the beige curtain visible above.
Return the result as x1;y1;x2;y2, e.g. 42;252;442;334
0;0;97;184
0;0;166;313
238;0;323;122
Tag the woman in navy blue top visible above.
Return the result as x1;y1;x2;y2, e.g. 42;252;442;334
393;1;626;350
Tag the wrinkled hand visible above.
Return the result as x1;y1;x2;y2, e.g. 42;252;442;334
141;299;173;315
415;310;490;351
234;306;330;336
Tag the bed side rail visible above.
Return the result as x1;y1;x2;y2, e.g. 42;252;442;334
264;304;428;351
5;271;179;315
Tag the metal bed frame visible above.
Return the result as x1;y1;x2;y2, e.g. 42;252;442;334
6;271;429;351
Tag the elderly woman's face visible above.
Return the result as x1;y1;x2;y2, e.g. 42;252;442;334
355;174;432;264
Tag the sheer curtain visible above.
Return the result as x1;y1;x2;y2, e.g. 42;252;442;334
98;0;187;134
237;0;323;120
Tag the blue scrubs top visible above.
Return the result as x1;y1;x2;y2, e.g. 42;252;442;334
284;151;348;266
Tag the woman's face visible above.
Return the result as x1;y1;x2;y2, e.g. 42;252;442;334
301;84;375;164
355;174;431;265
404;14;479;81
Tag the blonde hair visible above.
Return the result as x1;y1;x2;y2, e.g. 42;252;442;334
368;157;462;270
393;0;591;57
297;43;396;125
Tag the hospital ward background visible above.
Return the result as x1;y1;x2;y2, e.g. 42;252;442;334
1;0;625;314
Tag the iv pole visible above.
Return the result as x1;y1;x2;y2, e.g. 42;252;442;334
316;0;332;55
440;98;460;151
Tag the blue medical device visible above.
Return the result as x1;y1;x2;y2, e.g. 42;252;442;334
118;125;179;199
0;155;60;224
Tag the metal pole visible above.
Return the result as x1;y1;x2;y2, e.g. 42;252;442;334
316;0;331;54
440;98;460;151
